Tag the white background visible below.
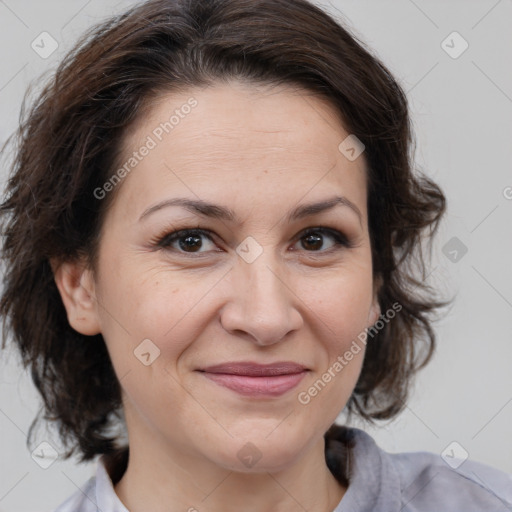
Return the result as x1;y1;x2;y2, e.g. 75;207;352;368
0;1;511;510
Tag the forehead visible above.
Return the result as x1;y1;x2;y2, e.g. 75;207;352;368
110;81;368;223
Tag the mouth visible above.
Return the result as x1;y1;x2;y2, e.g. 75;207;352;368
196;361;309;397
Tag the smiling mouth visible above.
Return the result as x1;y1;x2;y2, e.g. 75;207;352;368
196;361;309;397
198;371;308;397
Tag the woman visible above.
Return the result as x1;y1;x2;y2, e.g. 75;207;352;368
1;0;510;511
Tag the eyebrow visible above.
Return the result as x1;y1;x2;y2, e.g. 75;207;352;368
138;195;362;225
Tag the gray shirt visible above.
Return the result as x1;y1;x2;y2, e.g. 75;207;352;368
53;425;512;511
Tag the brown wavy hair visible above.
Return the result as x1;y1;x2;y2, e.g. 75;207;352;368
0;0;447;462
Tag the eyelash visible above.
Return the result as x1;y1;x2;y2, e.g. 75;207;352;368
151;226;353;257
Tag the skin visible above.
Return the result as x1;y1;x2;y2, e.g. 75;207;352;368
54;80;380;512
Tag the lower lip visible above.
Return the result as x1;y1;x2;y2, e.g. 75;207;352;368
199;371;307;397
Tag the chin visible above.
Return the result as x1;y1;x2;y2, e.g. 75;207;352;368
217;451;304;474
205;430;311;474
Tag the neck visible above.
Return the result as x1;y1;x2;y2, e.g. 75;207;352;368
113;433;346;512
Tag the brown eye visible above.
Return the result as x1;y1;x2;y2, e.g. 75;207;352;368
295;228;351;252
157;229;217;254
301;232;325;251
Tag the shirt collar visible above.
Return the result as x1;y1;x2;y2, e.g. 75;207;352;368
96;455;129;512
328;425;402;511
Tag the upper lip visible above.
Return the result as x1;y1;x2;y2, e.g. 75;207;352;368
198;362;308;376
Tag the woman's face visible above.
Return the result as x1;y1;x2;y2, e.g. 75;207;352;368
72;81;380;472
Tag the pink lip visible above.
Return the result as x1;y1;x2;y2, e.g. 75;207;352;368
197;361;308;397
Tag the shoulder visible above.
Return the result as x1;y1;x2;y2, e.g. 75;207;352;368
325;424;512;511
390;448;512;511
52;475;97;512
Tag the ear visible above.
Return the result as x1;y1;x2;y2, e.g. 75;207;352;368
368;274;382;326
51;257;101;336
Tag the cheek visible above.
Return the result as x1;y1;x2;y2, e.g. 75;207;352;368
93;268;211;423
293;261;373;401
95;257;219;372
298;260;375;338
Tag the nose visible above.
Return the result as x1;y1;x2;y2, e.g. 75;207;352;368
219;254;303;346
